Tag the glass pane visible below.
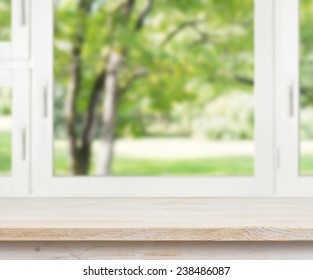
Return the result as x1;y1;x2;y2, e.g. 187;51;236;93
54;0;254;177
300;0;313;175
0;88;12;175
0;0;11;41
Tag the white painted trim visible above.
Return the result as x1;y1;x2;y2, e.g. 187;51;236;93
0;69;13;85
31;0;275;197
0;44;12;59
275;0;313;196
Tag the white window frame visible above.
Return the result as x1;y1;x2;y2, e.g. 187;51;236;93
276;0;313;196
29;0;275;197
0;69;30;196
0;0;30;60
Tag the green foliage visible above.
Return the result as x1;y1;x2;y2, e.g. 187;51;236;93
301;107;313;139
0;0;11;41
0;88;12;115
192;93;254;140
301;0;313;106
300;0;313;140
54;0;254;140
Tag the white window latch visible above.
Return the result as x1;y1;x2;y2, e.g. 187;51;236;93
287;80;294;118
19;0;26;27
20;125;27;161
41;83;49;119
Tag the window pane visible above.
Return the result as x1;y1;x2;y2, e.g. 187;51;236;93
54;0;254;176
300;0;313;175
0;0;11;41
0;88;12;175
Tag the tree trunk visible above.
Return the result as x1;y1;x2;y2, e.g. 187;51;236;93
72;144;91;175
65;0;92;175
97;52;123;175
65;43;82;175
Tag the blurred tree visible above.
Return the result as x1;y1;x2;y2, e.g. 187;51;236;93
54;0;254;175
0;0;11;41
301;0;313;107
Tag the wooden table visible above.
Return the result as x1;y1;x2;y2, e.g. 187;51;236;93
1;198;313;259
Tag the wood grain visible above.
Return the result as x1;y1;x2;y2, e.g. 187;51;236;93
2;242;313;260
1;198;313;241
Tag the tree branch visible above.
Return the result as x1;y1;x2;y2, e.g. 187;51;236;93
235;76;254;86
80;0;137;148
135;0;153;31
120;68;149;94
161;18;206;47
300;85;313;106
121;0;136;19
81;69;106;146
188;24;216;47
79;0;93;12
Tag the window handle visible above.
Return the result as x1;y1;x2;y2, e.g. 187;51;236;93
20;125;27;161
287;81;294;118
19;0;26;27
41;84;49;119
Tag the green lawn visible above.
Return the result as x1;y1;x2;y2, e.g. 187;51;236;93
0;131;11;174
55;149;255;176
301;156;313;175
54;141;254;176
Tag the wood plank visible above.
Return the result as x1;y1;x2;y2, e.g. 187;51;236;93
0;198;313;241
2;242;313;260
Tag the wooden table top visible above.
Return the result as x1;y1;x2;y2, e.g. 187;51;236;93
0;198;313;241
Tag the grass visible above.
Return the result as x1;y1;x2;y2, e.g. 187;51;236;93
54;140;254;176
111;156;254;176
54;149;255;176
0;131;11;174
301;155;313;175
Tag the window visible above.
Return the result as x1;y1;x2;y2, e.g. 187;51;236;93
30;0;274;196
275;0;313;195
1;0;312;196
0;0;29;59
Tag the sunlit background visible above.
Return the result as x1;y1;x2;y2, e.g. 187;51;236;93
0;88;12;175
0;0;12;175
301;0;313;175
0;0;11;41
53;0;255;176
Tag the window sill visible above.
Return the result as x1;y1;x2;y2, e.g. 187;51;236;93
0;198;313;242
